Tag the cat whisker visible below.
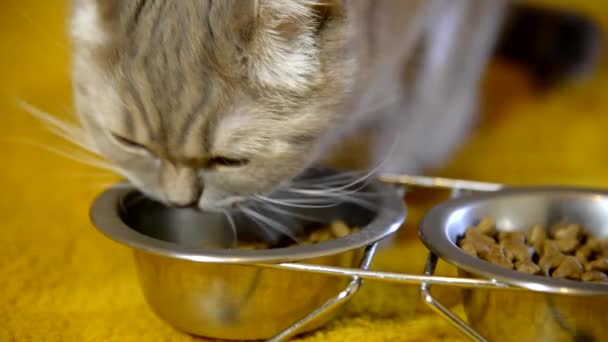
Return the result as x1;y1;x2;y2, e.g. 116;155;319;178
52;172;122;179
222;210;238;246
290;170;363;186
282;176;388;211
17;99;76;134
46;125;99;155
237;206;283;242
290;177;363;190
5;138;120;173
310;155;391;194
336;194;382;211
239;206;300;243
283;187;382;199
252;201;327;223
267;197;343;204
291;132;402;199
286;170;369;197
285;174;373;195
279;190;380;210
16;99;99;155
255;194;340;208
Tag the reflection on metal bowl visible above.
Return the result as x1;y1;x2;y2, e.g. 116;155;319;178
89;170;406;340
420;187;608;342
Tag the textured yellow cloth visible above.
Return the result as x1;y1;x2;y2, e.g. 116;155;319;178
1;1;608;341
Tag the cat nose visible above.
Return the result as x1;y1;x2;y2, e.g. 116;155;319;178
159;163;203;207
166;184;202;207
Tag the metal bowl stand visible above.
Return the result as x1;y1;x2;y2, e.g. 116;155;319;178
248;175;516;342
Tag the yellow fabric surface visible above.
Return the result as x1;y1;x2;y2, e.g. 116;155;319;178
1;1;608;341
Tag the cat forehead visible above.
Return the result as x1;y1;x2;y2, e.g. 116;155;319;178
72;0;267;60
71;0;327;93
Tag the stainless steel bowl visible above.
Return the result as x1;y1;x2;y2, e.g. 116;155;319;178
419;187;608;342
89;174;406;340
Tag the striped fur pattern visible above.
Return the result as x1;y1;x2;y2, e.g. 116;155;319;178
70;0;505;211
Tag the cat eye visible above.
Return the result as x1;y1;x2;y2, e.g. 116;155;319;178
206;156;250;168
110;132;149;151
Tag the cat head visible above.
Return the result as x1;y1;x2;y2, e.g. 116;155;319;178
70;0;354;210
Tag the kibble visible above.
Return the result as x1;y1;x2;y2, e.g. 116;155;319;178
458;218;608;282
237;220;359;249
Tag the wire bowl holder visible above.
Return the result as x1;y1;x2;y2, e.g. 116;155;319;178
260;175;607;342
89;171;608;342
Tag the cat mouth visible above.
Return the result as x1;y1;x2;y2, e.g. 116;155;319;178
197;195;249;212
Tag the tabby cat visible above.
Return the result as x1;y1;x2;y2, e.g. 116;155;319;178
68;0;599;211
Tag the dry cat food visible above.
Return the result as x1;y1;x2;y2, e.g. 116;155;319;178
238;220;359;250
458;218;608;282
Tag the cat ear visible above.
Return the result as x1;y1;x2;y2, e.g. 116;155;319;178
257;0;344;41
70;0;115;46
69;0;122;26
308;0;344;21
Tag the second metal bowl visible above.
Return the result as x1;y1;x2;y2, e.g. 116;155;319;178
419;187;608;342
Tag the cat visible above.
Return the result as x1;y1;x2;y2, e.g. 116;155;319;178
68;0;509;212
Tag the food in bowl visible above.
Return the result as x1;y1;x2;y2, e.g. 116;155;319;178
458;218;608;282
237;220;360;249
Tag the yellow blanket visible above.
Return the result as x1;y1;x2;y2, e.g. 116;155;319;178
1;1;607;341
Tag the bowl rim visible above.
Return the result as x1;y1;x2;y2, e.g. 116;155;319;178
89;181;406;264
418;186;608;296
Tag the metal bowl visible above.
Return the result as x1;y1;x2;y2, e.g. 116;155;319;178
419;187;608;342
89;174;406;340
